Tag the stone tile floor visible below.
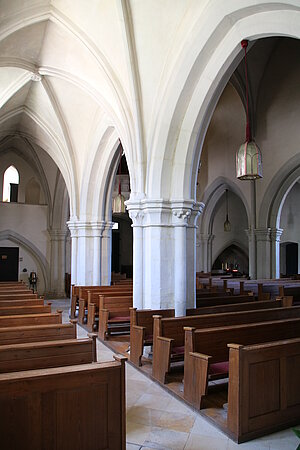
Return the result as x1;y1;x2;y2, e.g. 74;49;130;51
52;299;300;450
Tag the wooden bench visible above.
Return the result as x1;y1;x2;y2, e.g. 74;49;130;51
279;285;300;303
0;322;77;345
227;338;300;443
72;285;132;321
183;317;300;409
152;305;300;384
0;298;45;308
99;295;133;340
0;304;51;316
0;293;41;302
0;355;127;450
196;294;256;308
86;289;133;330
129;298;290;367
71;284;132;318
0;335;97;373
0;311;63;328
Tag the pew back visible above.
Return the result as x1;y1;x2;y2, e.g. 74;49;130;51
0;337;96;373
0;312;62;328
227;338;300;442
0;323;76;345
0;357;127;450
0;304;51;316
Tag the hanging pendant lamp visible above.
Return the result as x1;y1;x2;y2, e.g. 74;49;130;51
112;148;126;213
236;40;263;180
224;189;231;232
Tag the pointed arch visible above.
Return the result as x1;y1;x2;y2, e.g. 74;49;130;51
0;229;50;291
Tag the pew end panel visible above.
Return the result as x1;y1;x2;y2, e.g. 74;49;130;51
87;332;98;362
87;303;97;332
184;351;211;409
0;358;127;450
152;336;173;384
130;325;145;366
99;309;110;340
227;339;300;443
78;298;86;324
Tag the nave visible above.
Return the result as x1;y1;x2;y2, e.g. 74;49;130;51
53;298;299;450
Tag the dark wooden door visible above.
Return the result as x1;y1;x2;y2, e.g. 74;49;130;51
286;242;298;276
112;230;120;273
0;247;19;281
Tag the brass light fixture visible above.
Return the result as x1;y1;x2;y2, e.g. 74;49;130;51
236;40;263;180
224;189;231;232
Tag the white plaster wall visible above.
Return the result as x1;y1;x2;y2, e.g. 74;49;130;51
0;203;49;257
0;152;44;204
0;238;46;293
198;83;249;202
211;191;248;268
280;181;300;274
256;38;300;213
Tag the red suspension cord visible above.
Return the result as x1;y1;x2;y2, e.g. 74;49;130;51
118;147;122;195
241;40;251;142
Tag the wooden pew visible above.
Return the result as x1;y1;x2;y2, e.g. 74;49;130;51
0;322;76;345
0;304;51;316
0;286;32;292
130;308;175;366
0;355;127;450
99;295;133;340
183;317;300;409
73;285;132;321
0;311;62;328
152;305;300;384
78;287;132;325
0;293;40;301
86;289;133;330
279;285;300;303
71;284;131;319
0;298;45;308
227;338;300;443
196;294;256;308
129;298;289;367
0;336;97;373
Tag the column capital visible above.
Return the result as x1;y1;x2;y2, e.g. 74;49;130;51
128;210;144;226
126;198;203;228
48;228;67;240
254;227;272;242
199;233;214;243
270;227;283;242
67;220;106;238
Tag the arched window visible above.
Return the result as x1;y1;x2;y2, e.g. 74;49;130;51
3;165;20;202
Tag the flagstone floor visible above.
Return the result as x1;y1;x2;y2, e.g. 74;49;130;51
53;299;299;450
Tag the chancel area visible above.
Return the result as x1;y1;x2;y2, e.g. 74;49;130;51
0;1;300;449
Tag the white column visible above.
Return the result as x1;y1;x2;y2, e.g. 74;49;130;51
173;209;190;316
255;228;271;279
91;221;105;285
141;201;173;310
127;198;203;312
48;229;66;297
248;180;257;279
198;233;214;272
270;228;283;278
101;221;114;285
67;221;78;286
128;209;144;309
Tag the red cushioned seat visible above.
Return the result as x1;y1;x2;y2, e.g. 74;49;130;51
144;334;153;344
209;361;229;376
172;346;185;355
108;316;130;322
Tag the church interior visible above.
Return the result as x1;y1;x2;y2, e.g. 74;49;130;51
0;1;300;449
